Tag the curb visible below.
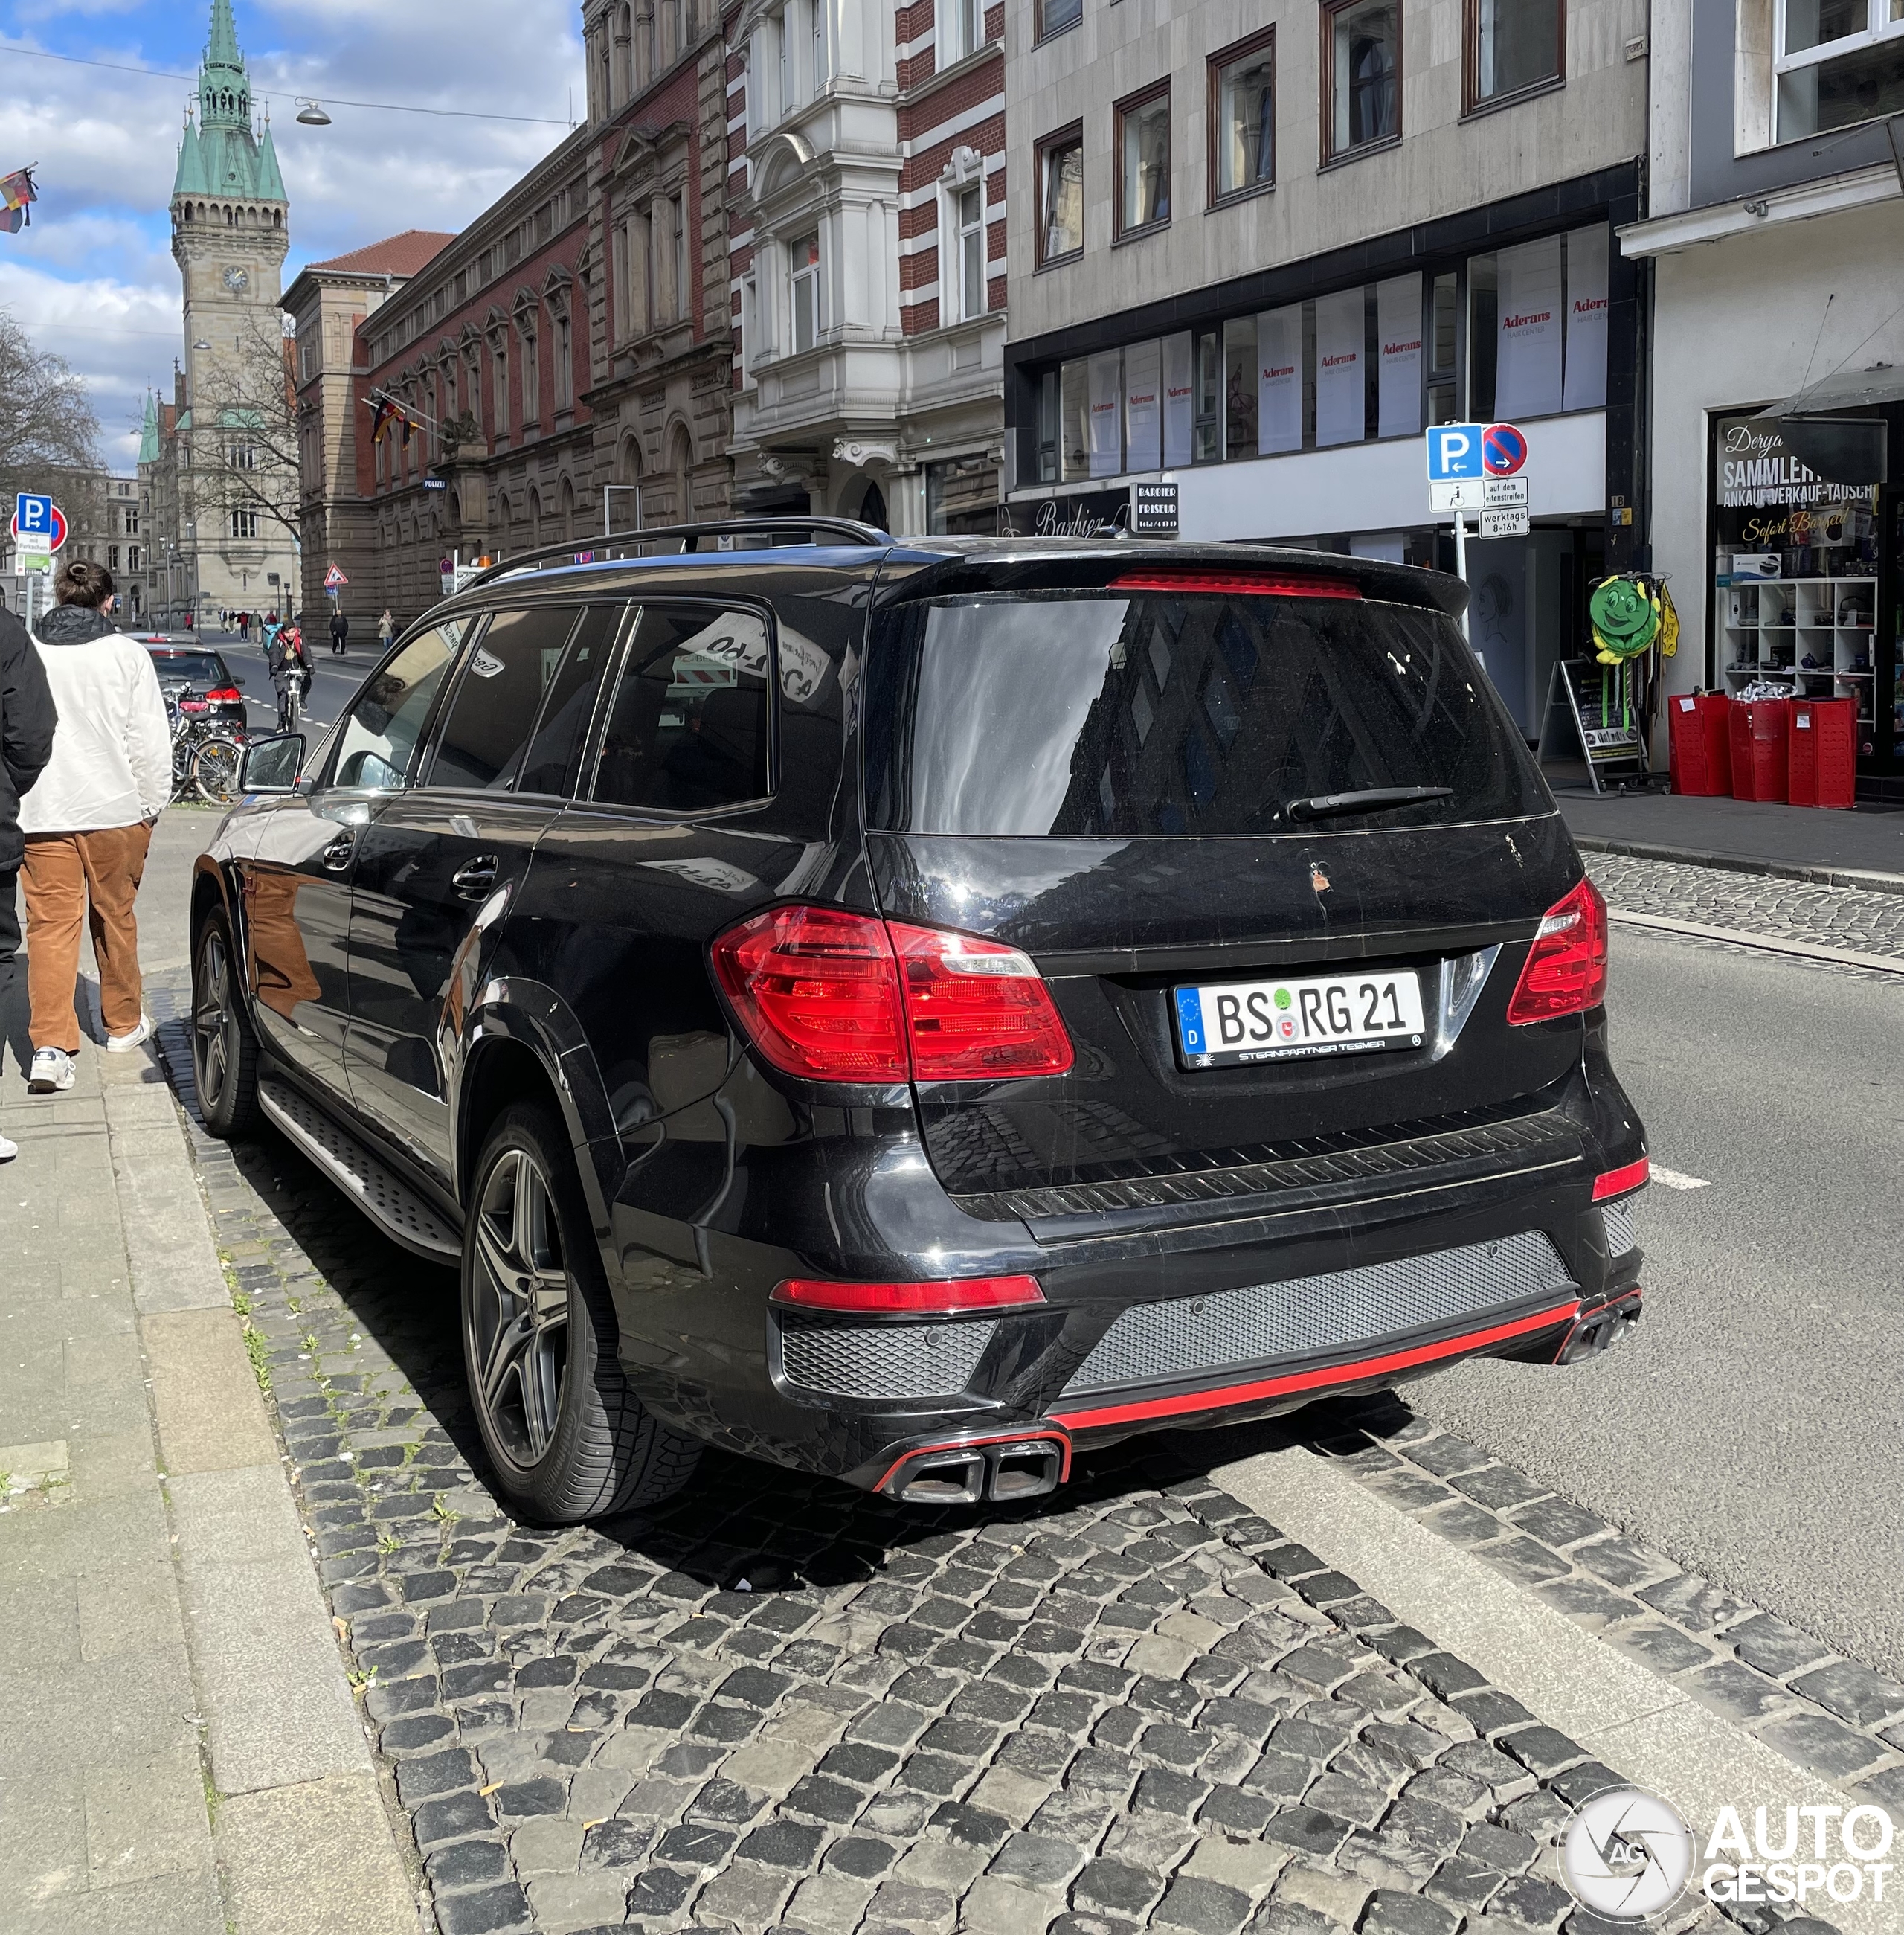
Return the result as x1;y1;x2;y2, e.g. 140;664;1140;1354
1606;908;1904;978
1572;834;1904;899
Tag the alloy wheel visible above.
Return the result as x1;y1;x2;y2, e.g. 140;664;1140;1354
469;1148;572;1469
193;929;239;1111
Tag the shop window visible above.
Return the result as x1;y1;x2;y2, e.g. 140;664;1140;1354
1087;349;1124;476
1038;125;1084;265
1061;359;1090;482
1038;368;1061;482
1209;29;1276;203
1775;0;1904;137
1038;0;1083;41
789;231;820;353
1467;225;1606;420
926;457;1002;534
1223;316;1258;461
1711;410;1879;742
1324;0;1401;161
1427;270;1461;424
1115;83;1171;239
1467;0;1564;112
1193;330;1222;463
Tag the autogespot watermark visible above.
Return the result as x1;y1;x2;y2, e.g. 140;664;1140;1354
1559;1786;1897;1919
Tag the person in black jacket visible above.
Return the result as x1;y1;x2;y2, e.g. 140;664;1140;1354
1;600;59;1158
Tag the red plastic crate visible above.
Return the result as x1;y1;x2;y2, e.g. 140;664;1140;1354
1668;693;1731;797
1728;698;1791;803
1788;697;1856;809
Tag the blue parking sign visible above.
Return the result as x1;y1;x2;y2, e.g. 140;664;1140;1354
15;492;54;538
1425;425;1485;482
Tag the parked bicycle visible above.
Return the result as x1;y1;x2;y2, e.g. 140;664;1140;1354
164;684;247;806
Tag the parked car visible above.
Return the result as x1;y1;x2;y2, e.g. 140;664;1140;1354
186;521;1649;1524
145;645;249;731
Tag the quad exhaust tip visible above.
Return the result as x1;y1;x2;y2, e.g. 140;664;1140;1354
1559;1292;1643;1364
887;1437;1067;1506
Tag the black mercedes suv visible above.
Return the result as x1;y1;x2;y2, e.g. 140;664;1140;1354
189;520;1647;1524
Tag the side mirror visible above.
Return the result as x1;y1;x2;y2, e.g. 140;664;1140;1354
233;673;248;687
241;732;306;795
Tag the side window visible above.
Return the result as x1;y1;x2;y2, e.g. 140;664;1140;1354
331;624;463;791
592;605;771;814
518;604;626;796
425;606;582;792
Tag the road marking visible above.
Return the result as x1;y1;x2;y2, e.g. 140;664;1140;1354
1609;908;1904;978
1214;1445;1893;1935
1650;1164;1711;1192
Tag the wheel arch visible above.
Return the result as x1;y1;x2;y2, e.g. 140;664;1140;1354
454;981;622;1236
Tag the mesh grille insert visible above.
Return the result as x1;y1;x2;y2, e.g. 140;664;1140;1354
779;1316;997;1399
1063;1231;1574;1396
1604;1200;1638;1259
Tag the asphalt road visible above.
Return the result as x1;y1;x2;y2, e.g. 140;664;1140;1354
202;629;381;738
1412;925;1904;1678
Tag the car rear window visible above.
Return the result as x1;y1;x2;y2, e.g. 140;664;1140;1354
151;652;225;686
864;588;1543;835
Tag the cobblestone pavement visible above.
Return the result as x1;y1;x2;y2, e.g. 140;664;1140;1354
1304;1401;1904;1813
1583;853;1904;963
142;1004;1848;1935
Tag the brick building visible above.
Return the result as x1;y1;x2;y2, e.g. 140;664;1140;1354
724;0;1007;531
282;231;454;625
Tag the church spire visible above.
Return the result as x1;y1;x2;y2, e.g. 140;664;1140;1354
206;0;244;74
198;0;251;132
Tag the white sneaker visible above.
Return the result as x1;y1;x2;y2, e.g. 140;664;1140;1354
0;1133;16;1163
28;1047;76;1094
106;1016;153;1053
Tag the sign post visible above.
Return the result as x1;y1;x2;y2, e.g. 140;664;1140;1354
1424;425;1529;636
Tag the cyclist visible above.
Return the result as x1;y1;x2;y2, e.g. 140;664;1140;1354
268;620;312;733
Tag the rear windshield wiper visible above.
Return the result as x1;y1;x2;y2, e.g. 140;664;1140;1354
1284;785;1456;822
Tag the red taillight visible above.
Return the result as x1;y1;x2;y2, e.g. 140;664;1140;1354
770;1275;1046;1314
711;905;1075;1085
1506;878;1609;1024
710;905;908;1081
178;699;209;713
889;922;1075;1080
205;686;242;702
1592;1157;1650;1201
1108;571;1361;600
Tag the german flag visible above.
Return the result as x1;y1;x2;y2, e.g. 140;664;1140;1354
370;396;399;442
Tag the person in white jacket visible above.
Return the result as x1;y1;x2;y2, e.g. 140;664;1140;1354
18;559;171;1092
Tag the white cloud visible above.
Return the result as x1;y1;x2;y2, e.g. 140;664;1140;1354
0;0;585;464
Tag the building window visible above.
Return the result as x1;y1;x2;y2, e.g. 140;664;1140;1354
522;328;540;423
1193;329;1221;461
125;507;140;535
1037;0;1082;40
109;546;120;571
229;508;260;540
128;546;142;572
1210;29;1275;202
1116;84;1171;237
813;0;832;88
672;193;689;322
1325;0;1401;160
1467;0;1563;110
953;184;985;321
493;338;509;433
1775;0;1904;137
942;0;984;64
790;231;820;352
1037;125;1084;266
556;312;573;408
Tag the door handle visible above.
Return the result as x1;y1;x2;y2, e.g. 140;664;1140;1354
451;853;501;900
321;833;356;873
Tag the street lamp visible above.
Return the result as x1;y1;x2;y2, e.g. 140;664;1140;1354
295;100;332;126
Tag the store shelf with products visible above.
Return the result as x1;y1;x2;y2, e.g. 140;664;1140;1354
1719;570;1878;730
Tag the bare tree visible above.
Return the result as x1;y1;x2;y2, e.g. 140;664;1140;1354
182;309;300;551
0;307;101;509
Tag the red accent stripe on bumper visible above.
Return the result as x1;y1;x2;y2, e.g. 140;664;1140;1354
1049;1300;1581;1432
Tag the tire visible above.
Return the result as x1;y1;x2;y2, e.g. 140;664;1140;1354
192;737;243;806
192;910;263;1139
462;1105;701;1524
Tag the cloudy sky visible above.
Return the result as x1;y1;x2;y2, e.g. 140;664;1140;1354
0;0;585;467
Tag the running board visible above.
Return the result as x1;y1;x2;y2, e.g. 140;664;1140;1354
257;1078;461;1262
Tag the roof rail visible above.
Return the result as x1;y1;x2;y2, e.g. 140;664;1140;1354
458;517;894;593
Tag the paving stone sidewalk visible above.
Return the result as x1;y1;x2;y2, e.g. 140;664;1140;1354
141;1006;1850;1935
1583;853;1904;963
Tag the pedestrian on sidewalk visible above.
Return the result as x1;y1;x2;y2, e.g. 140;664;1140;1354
330;605;349;656
378;607;394;654
18;560;170;1094
0;600;58;1160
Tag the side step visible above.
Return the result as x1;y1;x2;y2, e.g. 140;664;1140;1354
257;1079;461;1262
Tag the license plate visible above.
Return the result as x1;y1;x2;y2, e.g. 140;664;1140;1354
1174;969;1426;1068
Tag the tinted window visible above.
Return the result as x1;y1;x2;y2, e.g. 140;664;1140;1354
592;605;771;813
427;606;581;791
332;624;463;790
518;604;625;796
865;590;1541;835
150;652;226;686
